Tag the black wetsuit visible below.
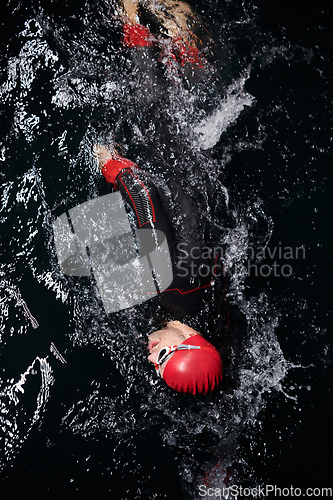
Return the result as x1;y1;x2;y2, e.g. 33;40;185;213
115;167;217;317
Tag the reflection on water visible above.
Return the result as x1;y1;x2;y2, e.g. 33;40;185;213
0;0;331;497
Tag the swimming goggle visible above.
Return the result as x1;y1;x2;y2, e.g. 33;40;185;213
154;344;201;376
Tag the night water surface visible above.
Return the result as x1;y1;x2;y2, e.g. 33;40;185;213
0;1;332;498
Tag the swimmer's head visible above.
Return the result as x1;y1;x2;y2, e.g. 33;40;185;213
147;321;222;395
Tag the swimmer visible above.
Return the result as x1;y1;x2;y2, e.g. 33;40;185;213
94;144;223;395
120;0;202;42
119;0;207;73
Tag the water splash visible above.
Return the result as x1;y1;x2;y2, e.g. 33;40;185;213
0;356;54;470
192;71;255;150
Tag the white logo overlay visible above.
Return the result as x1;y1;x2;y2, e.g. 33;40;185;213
53;193;173;313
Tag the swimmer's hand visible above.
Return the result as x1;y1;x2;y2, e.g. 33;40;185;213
93;144;115;170
121;0;139;25
93;144;138;184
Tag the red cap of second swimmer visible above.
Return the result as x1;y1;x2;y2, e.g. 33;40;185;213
123;24;153;48
162;335;223;395
102;156;137;184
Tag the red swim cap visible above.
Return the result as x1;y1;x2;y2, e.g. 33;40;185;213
162;335;223;395
123;24;153;48
102;156;137;184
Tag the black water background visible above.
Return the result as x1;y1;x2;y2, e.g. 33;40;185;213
0;0;332;498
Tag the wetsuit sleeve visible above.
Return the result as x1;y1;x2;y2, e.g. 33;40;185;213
114;168;215;317
102;157;136;184
115;168;175;240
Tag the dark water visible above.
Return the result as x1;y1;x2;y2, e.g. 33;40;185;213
0;1;332;498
